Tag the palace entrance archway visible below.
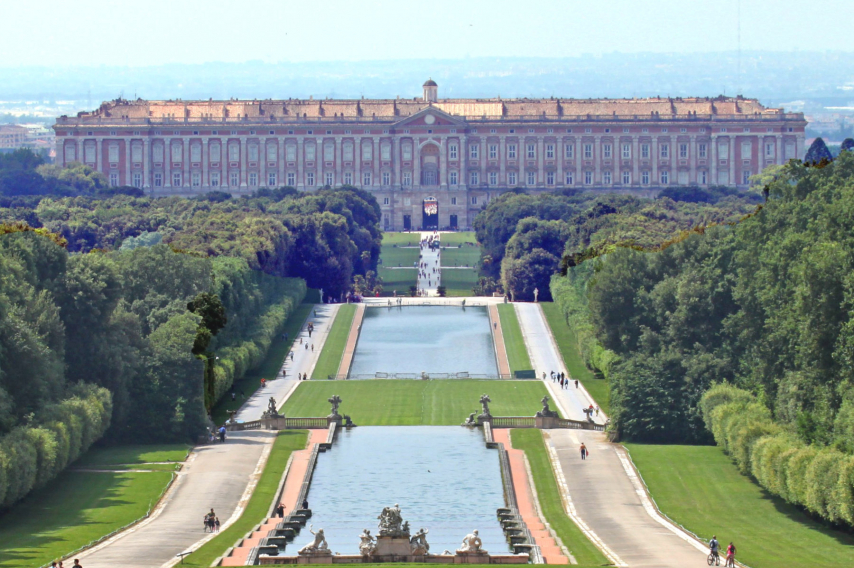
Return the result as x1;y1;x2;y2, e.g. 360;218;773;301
422;196;438;229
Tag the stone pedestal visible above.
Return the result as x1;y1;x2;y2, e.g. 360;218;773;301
374;536;412;557
455;552;491;564
296;552;333;564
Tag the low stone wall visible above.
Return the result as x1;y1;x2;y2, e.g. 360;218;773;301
258;553;527;564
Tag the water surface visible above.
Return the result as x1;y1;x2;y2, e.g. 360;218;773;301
304;426;508;554
349;306;498;377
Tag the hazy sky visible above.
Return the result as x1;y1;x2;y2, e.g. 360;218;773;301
2;0;853;67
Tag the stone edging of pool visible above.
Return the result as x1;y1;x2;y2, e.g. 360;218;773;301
335;304;366;379
219;425;544;566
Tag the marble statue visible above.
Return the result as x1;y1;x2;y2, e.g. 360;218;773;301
298;525;329;555
319;288;324;304
328;394;342;417
457;529;485;554
267;396;278;416
536;395;558;418
479;394;492;417
410;528;430;555
377;503;408;537
463;412;476;426
358;529;376;557
534;287;539;303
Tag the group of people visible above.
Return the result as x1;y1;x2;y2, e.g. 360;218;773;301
709;536;737;567
203;508;221;533
49;560;83;568
208;425;226;443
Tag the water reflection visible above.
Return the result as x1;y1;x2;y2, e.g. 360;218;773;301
305;426;508;554
349;306;498;377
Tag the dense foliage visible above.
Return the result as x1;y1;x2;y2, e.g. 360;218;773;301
0;155;381;297
0;230;305;509
474;188;758;301
554;152;854;446
701;384;854;528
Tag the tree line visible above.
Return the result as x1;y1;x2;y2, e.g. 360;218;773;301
473;186;759;302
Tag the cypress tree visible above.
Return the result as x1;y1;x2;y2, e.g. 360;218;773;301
804;137;833;164
841;138;854;153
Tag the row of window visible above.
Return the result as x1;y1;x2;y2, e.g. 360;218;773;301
134;168;744;190
74;139;787;166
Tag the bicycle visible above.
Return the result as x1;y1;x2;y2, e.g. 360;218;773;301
707;550;720;566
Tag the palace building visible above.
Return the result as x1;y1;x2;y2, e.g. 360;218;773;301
53;80;806;230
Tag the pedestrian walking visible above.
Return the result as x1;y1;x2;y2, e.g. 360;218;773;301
574;379;579;388
303;499;309;510
215;517;221;532
260;378;266;388
277;504;285;518
231;391;236;401
311;344;314;352
595;406;599;416
580;443;588;460
73;560;82;568
218;425;226;443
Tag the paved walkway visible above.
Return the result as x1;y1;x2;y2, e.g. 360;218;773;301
417;231;441;296
77;307;333;568
488;304;512;377
336;303;365;378
514;302;606;426
494;429;570;564
547;429;705;568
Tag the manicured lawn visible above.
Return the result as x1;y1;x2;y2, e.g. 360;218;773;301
283;380;557;424
311;304;356;379
626;444;854;568
380;232;422;246
379;267;418;296
0;471;172;568
212;303;314;424
438;231;477;245
178;430;308;567
441;245;480;267
497;304;533;373
441;268;478;297
511;429;609;566
540;303;609;415
74;444;190;467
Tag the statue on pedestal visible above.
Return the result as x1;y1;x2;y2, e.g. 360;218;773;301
328;394;342;418
462;412;476;426
410;528;430;555
298;525;329;555
534;287;539;303
358;529;376;557
227;409;238;425
536;395;558;418
319;288;324;304
377;503;409;537
478;394;492;419
266;396;279;417
457;529;485;554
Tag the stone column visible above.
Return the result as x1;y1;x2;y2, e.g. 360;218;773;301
776;135;783;165
460;138;467;189
202;139;209;188
183;138;190;188
394;137;402;187
414;140;421;188
96;138;103;173
556;137;563;186
537;137;544;185
143;138;150;189
297;138;304;190
729;137;736;186
500;136;507;185
354;137;361;188
164;139;171;188
335;136;342;186
710;134;718;184
689;135;696;184
278;137;285;187
480;138;486;185
373;137;380;187
652;137;658;186
240;137;247;188
78;138;84;167
594;136;601;185
796;133;805;160
261;138;268;186
221;138;228;189
439;137;448;188
632;136;639;184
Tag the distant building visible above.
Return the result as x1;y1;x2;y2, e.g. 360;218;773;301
0;123;55;160
0;125;29;152
53;81;806;230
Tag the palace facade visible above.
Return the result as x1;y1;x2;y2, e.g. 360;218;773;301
53;81;806;230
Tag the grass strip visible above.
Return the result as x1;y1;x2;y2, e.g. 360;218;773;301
540;303;609;414
284;380;556;424
311;304;356;379
74;444;190;467
510;429;609;566
179;430;308;567
440;268;478;297
212;303;314;424
626;443;854;568
437;231;478;245
0;471;172;568
497;305;532;373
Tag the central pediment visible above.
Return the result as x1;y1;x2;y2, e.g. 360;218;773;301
393;106;467;128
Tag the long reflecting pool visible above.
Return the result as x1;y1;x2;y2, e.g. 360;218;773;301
305;426;508;554
349;306;498;377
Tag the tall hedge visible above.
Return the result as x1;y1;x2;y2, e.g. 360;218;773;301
0;384;111;508
701;384;854;527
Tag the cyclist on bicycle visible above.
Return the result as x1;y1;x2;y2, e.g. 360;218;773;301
725;542;736;567
709;536;720;560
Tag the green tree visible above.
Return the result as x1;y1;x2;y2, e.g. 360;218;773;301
804;137;833;164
